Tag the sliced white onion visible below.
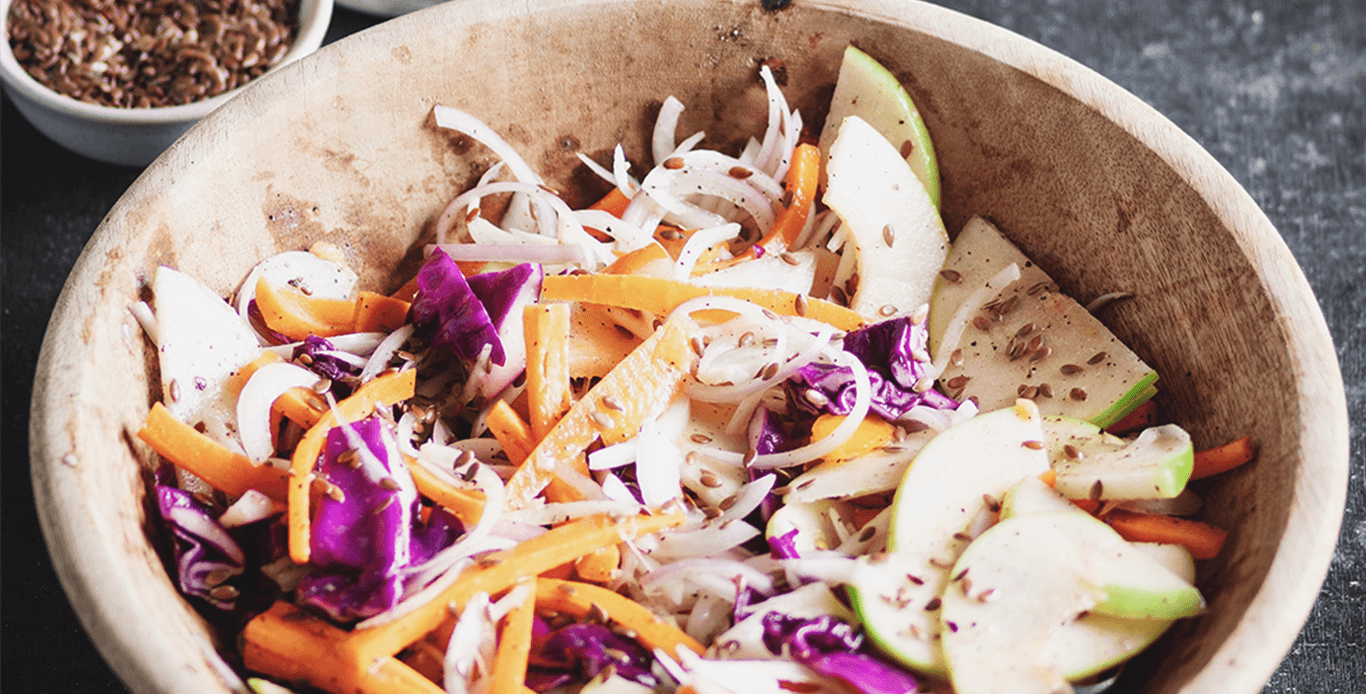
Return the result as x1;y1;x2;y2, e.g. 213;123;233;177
359;324;415;384
574;208;655;253
613;144;640;196
648;520;759;563
642;167;777;233
576;150;618;186
653;95;686;164
718;474;775;523
930;262;1022;377
600;472;640;505
217;490;280;528
502;500;644;527
635;418;685;508
427;242;590;265
237;362;323;463
674;223;740;280
442;591;494;694
640;558;774;602
433;106;542;185
588;439;639;471
678;150;784;203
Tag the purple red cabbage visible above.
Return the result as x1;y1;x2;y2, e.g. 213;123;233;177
155;485;246;611
528;623;658;690
408;247;506;365
747;406;798;520
788;316;957;421
297;416;461;622
293;335;362;384
466;262;542;330
767;528;801;559
762;613;919;694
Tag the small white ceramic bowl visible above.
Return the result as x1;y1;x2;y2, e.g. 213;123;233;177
0;0;333;166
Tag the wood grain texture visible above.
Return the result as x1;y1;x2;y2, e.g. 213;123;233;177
22;2;1350;694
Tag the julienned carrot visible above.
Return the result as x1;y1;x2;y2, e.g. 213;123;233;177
486;400;537;464
1190;436;1256;480
540;274;864;331
137;402;290;502
345;511;685;662
524;304;573;441
353;291;412;333
391;276;421;303
1103;509;1227;560
503;322;694;509
407;458;486;528
230;351;326;428
490;580;538;694
604;243;671;276
241;601;443;694
567;304;643;379
809;414;897;463
288;369;417;564
573;545;621;583
589;186;632;217
535;578;706;658
1107;400;1158;435
254;276;358;340
757;143;820;251
1038;469;1058;487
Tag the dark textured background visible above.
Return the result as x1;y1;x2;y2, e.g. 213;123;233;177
3;1;1362;692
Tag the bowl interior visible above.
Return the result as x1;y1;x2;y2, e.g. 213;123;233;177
30;1;1346;693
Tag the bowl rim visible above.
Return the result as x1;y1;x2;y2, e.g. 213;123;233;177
27;1;1350;693
0;0;334;124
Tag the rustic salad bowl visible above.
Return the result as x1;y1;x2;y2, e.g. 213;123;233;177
29;0;1348;693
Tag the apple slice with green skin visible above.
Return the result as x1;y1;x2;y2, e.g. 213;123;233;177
818;45;940;207
928;216;1158;428
999;474;1083;518
824;115;949;322
848;400;1050;676
1044;417;1194;500
782;428;936;504
941;513;1205;694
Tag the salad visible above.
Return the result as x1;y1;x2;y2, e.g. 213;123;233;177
132;45;1256;694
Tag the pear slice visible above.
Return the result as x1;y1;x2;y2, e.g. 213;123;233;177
928;217;1157;427
782;428;935;503
1044;417;1194;500
818;45;940;207
824;115;949;322
154;266;263;452
999;474;1083;518
848;401;1050;675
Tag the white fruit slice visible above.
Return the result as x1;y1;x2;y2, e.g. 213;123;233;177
1044;417;1194;500
818;45;940;207
765;499;856;555
939;513;1102;694
928;216;1157;427
999;474;1082;518
782;428;935;503
941;513;1204;694
154;266;263;452
824;115;949;322
849;401;1050;675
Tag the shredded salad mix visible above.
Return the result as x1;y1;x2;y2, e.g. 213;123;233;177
132;47;1257;694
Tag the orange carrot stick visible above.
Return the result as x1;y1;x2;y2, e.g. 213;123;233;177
503;321;694;509
137;402;290;502
408;458;486;528
230;351;327;428
757;143;820;251
589;186;632;217
1190;436;1256;480
254;276;357;340
524;304;573;441
540;273;863;331
288;369;417;564
353;291;412;334
1107;400;1158;435
490;580;538;694
573;545;621;584
534;579;705;657
345;511;685;661
486;400;537;465
1103;509;1227;560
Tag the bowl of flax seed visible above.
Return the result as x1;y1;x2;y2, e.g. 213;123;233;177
1;0;331;166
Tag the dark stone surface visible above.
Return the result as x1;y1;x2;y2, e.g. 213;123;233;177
3;2;1361;692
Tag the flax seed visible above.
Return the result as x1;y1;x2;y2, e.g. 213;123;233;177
924;597;942;611
946;375;970;389
1069;387;1088;401
1089;479;1104;501
982;493;1001;513
794;294;808;317
906;574;925;585
780;252;801;266
1027;281;1050;296
1088;351;1109;365
939;269;962;284
1037;383;1054;398
882;224;896;247
209;585;240;600
1022;440;1044;450
690;433;712;444
1060;363;1085;375
972;316;992;331
379;477;401;491
600;395;624;412
167;378;181;402
1029;346;1052;363
950;349;964;366
1064;444;1083;460
663;157;685;169
910;303;930;325
1021;385;1039;399
728;165;753;179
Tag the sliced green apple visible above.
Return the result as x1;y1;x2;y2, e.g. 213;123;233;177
824;115;949;321
1044;417;1194;501
849;401;1050;675
941;513;1204;694
999;474;1082;518
928;216;1158;427
818;45;940;207
782;428;936;504
154;266;263;453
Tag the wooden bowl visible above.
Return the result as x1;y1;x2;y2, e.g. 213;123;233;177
29;1;1348;692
